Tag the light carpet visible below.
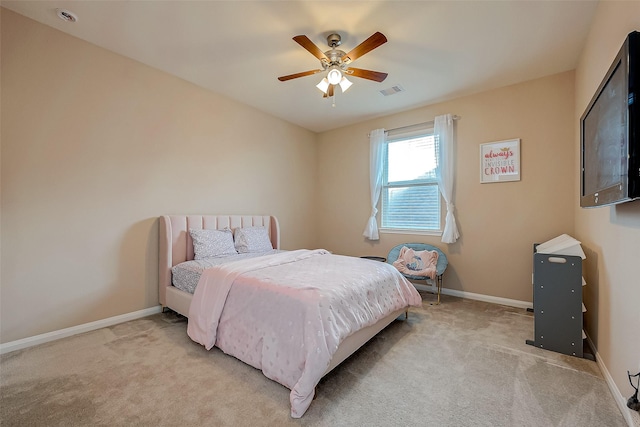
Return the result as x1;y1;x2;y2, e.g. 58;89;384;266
0;292;627;426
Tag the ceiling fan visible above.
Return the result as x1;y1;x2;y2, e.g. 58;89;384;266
278;32;388;97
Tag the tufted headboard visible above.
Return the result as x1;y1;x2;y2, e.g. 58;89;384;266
158;215;280;306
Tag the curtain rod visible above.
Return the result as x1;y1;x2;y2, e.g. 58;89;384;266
368;115;461;137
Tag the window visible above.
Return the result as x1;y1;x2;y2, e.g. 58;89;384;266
381;129;441;233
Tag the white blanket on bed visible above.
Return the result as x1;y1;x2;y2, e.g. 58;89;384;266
187;249;422;418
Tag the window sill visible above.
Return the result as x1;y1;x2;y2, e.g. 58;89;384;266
380;228;442;237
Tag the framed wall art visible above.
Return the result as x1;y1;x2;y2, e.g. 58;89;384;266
480;139;521;183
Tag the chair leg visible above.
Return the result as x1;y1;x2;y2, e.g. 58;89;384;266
429;275;443;305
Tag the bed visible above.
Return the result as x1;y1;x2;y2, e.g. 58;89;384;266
158;215;422;417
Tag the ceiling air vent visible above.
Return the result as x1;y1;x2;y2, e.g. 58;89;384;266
380;85;405;96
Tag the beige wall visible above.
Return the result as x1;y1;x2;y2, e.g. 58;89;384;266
2;7;639;419
574;1;640;423
317;71;576;303
0;10;318;343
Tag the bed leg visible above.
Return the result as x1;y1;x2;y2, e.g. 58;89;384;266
405;309;408;320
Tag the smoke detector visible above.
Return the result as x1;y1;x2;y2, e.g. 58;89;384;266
56;9;78;23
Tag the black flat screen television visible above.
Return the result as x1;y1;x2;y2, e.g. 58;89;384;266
580;30;639;208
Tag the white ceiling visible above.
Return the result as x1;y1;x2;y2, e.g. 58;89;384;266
2;1;598;133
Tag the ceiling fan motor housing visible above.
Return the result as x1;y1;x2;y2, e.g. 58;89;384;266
321;34;347;69
322;50;348;69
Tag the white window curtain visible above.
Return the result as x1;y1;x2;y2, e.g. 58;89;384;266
363;128;386;240
434;114;460;243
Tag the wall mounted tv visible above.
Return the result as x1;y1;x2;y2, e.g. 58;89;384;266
580;30;639;208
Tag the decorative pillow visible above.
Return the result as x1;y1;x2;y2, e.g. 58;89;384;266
234;227;273;254
392;246;439;279
189;228;237;260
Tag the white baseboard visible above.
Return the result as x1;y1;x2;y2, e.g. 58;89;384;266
3;289;636;426
0;287;530;356
414;283;534;310
0;306;162;355
586;334;639;427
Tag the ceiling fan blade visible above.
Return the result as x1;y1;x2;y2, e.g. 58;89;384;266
346;67;388;82
293;35;330;61
341;32;387;63
278;69;324;81
323;84;335;98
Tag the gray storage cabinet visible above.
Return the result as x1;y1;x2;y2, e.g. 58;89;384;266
528;250;584;358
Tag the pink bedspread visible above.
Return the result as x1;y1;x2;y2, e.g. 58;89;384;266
187;249;422;418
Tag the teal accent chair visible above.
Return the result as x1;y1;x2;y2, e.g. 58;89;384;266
387;243;448;304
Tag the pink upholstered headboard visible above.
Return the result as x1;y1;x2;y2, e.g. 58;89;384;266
158;215;280;306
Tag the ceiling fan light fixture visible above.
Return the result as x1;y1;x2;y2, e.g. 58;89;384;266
316;78;330;94
327;67;342;85
339;76;353;93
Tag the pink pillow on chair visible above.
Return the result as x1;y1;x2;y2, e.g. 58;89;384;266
392;246;439;279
